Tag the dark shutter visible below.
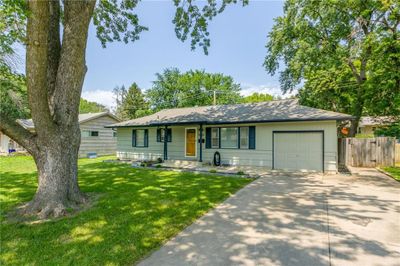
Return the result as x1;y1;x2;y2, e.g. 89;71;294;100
156;128;161;142
167;128;172;142
144;129;149;147
132;130;136;147
237;127;241;149
249;126;256;149
205;127;211;148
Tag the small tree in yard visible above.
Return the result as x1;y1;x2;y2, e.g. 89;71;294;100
0;0;248;218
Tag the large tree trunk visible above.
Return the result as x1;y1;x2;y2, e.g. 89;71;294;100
0;0;96;219
26;126;84;218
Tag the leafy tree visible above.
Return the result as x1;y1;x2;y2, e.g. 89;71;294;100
113;83;149;120
241;92;275;103
0;0;247;218
79;98;108;113
265;0;400;136
374;122;400;139
147;68;242;111
0;65;29;120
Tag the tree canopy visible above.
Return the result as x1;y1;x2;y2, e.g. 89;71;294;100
265;0;400;135
146;68;242;111
241;92;276;103
113;83;149;120
79;98;108;114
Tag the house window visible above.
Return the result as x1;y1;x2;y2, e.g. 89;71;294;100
136;129;145;147
113;130;117;137
211;128;219;148
82;130;99;137
220;128;238;148
240;127;249;149
157;128;172;142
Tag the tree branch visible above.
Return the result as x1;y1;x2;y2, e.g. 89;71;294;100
52;0;96;127
26;0;55;136
0;118;37;155
47;0;61;115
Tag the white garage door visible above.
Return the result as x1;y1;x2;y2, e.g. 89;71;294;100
273;132;323;172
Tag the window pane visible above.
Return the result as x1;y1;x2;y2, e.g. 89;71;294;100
136;130;145;146
82;130;90;137
90;131;99;137
211;128;219;148
113;130;117;137
220;128;238;148
240;127;249;149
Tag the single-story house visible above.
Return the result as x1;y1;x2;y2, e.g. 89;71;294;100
5;112;120;157
107;99;353;173
357;116;396;135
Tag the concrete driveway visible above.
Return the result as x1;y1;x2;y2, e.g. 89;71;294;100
139;168;400;266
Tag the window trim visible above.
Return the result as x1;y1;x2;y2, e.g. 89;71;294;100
205;126;255;150
220;127;239;149
211;127;220;149
133;129;148;148
239;127;249;149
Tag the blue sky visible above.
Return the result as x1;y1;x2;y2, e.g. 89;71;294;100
18;1;289;108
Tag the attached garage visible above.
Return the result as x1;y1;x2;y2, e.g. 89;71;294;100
273;131;324;172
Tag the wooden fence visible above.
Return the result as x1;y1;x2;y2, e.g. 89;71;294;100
338;137;396;167
396;144;400;164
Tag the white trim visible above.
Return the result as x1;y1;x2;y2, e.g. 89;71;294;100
184;127;197;158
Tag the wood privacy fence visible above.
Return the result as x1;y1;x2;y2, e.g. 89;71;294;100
338;137;396;167
396;144;400;164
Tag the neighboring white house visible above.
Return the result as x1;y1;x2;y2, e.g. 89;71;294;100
357;116;396;135
1;112;120;157
107;99;353;173
0;133;26;154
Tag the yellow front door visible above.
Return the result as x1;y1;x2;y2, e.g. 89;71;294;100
186;129;196;157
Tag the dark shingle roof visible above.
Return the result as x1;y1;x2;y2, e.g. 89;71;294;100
107;99;353;128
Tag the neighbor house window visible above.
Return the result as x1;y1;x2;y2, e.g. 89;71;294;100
82;130;99;137
113;130;117;137
211;128;219;148
220;128;238;148
240;127;249;149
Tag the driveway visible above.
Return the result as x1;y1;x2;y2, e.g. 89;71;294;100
139;169;400;266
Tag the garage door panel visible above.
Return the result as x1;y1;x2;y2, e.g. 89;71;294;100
274;132;323;172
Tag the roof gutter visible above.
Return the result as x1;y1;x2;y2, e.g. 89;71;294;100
105;116;355;128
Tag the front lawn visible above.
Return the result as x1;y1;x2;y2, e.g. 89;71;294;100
382;165;400;181
0;156;252;265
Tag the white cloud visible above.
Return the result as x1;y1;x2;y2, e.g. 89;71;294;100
240;83;298;98
81;90;116;109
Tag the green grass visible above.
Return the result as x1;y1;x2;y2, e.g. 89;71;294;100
383;165;400;181
0;156;252;265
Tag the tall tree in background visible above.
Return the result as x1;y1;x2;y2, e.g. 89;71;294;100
0;0;247;218
79;98;108;113
113;83;149;120
241;92;276;103
147;68;242;111
265;0;400;136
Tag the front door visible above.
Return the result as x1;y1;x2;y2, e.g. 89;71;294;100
185;128;196;157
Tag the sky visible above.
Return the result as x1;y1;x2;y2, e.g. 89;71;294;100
16;1;289;108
